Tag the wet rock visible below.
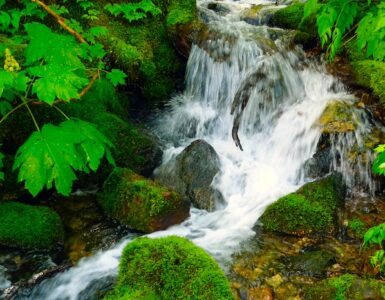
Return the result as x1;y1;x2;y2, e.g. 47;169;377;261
266;274;284;289
317;100;358;134
155;139;224;211
241;5;273;26
207;2;231;15
282;250;335;278
304;145;332;178
247;286;273;300
99;168;190;233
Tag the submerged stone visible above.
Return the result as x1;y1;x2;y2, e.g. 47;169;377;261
98;168;190;233
104;236;233;299
155;139;225;212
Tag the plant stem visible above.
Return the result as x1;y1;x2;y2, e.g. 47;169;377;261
52;105;70;120
0;100;34;126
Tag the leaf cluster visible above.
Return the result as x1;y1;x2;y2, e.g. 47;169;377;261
363;223;385;273
0;0;133;196
303;0;385;61
105;0;161;23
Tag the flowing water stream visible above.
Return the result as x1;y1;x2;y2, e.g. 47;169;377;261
9;0;382;298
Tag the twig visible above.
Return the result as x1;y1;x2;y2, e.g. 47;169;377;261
31;0;87;44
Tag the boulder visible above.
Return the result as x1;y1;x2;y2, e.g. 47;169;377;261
0;202;64;250
260;173;346;236
98;168;190;233
104;236;233;300
155;139;224;211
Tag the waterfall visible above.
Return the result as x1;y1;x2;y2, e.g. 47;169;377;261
13;0;381;299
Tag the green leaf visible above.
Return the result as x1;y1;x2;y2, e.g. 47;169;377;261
0;11;11;31
303;0;319;19
104;0;161;22
0;70;14;98
106;69;127;86
25;22;84;68
13;119;115;196
30;64;88;104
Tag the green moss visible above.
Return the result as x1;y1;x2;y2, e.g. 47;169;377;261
105;236;233;300
260;193;333;235
166;0;196;27
348;219;366;238
303;274;385;300
260;175;345;235
350;60;385;104
0;201;64;249
98;168;187;233
270;3;318;35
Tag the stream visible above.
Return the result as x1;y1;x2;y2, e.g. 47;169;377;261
9;0;381;299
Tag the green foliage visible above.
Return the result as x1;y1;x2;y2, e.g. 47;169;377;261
14;119;115;196
303;0;385;61
348;218;366;238
0;1;132;196
372;144;385;176
104;0;161;23
105;236;233;300
98;168;187;233
363;223;385;273
0;201;64;249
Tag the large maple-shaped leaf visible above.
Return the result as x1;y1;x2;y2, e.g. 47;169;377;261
13;119;115;196
24;22;85;68
29;64;88;104
106;69;127;87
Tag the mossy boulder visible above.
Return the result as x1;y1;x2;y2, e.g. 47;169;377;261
260;174;346;236
269;3;317;34
98;168;190;233
318;100;358;134
0;202;64;249
302;274;385;300
351;60;385;104
104;236;233;300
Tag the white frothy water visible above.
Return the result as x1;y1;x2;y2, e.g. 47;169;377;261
13;1;378;299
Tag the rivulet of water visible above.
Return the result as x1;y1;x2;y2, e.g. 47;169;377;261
11;0;381;299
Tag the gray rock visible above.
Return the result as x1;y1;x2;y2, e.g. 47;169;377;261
155;140;225;211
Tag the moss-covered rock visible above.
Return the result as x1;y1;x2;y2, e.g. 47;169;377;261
269;3;318;35
98;168;190;233
260;174;346;236
318;100;358;134
350;60;385;104
302;274;385;300
0;202;64;249
104;236;233;300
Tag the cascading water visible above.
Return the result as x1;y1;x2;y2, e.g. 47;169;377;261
10;0;382;299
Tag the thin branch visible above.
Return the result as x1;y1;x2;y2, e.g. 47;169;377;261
31;0;87;44
0;100;34;126
52;105;70;120
79;72;99;98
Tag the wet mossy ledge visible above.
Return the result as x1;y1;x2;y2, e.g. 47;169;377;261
104;236;233;300
98;168;190;233
302;274;385;300
0;201;64;250
260;174;346;236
